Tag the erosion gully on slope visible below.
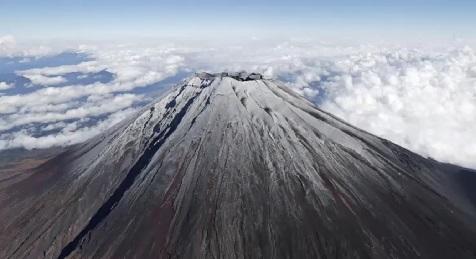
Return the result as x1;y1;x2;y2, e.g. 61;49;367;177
57;82;205;259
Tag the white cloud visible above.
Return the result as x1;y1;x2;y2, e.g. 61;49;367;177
22;74;67;86
0;108;137;150
19;61;106;76
0;35;16;55
0;35;57;57
0;94;142;131
0;82;13;90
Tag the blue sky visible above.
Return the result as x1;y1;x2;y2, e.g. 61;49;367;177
1;0;476;43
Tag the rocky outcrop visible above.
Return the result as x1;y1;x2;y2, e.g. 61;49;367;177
1;73;476;259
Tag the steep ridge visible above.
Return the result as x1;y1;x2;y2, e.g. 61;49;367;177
0;72;476;259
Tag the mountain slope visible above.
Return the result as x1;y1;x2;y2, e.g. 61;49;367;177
1;72;476;259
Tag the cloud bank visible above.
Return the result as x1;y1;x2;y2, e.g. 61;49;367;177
302;48;476;168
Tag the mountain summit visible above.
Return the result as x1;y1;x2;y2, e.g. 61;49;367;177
1;72;476;258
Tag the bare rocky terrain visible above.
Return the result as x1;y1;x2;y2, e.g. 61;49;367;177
1;72;476;259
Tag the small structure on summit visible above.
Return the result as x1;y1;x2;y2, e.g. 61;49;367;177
196;71;264;81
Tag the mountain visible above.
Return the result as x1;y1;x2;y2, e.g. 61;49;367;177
1;72;476;259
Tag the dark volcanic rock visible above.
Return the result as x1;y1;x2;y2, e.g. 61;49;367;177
1;73;476;259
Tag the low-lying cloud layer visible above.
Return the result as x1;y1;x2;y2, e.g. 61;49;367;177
299;48;476;168
0;40;186;152
0;37;475;168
